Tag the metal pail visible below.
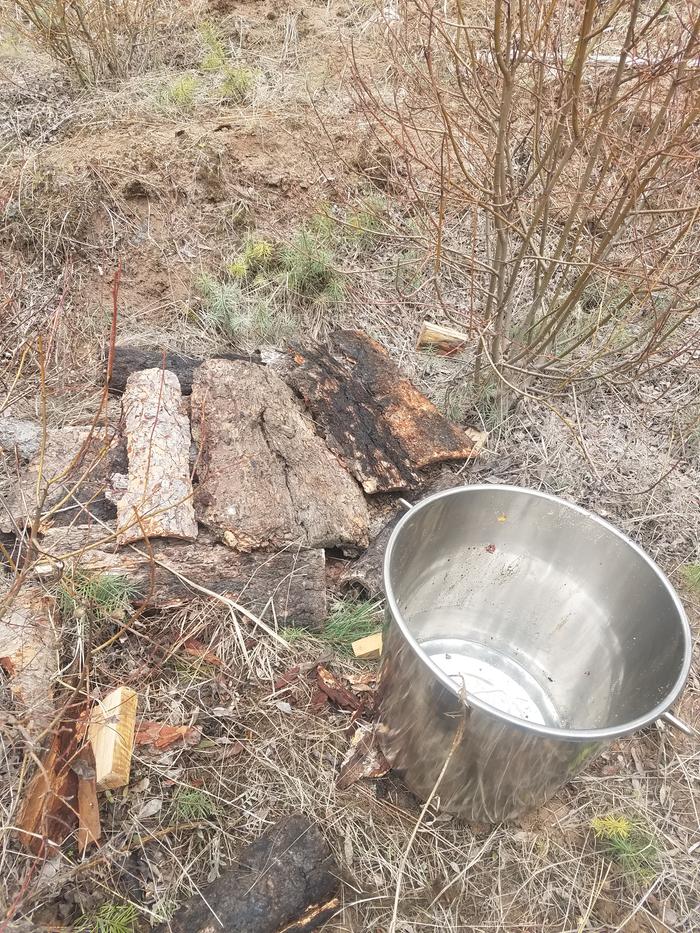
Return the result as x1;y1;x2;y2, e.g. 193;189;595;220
379;485;692;821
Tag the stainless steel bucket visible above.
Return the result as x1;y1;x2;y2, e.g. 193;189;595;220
379;485;692;822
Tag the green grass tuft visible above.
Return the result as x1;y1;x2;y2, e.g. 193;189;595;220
279;625;310;644
75;902;139;933
321;599;382;655
281;229;344;303
161;73;199;111
591;814;659;881
172;788;219;821
58;572;134;622
220;65;255;102
199;21;227;72
680;563;700;592
195;272;289;345
345;195;386;244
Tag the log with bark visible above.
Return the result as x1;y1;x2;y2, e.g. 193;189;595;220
163;814;340;933
283;329;480;493
41;525;327;627
0;584;56;737
0;425;116;534
191;359;369;551
116;369;197;545
106;346;259;395
0;417;42;462
339;514;400;597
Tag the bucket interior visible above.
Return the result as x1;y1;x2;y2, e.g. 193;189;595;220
386;487;689;733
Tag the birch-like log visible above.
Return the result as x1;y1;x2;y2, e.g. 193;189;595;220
117;369;197;545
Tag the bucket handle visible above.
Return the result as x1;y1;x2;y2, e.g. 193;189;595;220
660;711;696;737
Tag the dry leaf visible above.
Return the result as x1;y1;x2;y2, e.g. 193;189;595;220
316;665;363;711
274;665;301;691
135;721;201;750
310;688;329;710
135;797;163;820
182;638;222;667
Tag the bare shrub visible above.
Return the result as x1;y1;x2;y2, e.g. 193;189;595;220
352;1;700;394
9;0;171;84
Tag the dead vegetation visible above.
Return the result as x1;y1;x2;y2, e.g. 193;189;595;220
1;1;699;931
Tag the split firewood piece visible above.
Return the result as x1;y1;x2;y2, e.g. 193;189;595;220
117;369;197;545
0;585;56;737
416;321;469;355
162;814;340;933
0;425;112;534
75;744;101;851
88;686;138;790
352;631;383;660
284;329;480;493
42;525;328;628
16;692;84;856
191;359;369;550
106;345;259;395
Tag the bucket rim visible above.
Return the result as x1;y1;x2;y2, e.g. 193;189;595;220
383;483;692;742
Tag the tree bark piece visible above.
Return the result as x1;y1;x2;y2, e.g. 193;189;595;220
0;585;56;737
284;329;479;493
106;346;258;395
164;814;340;933
191;359;368;551
117;369;197;545
0;426;113;534
41;525;327;627
416;321;469;355
0;417;42;461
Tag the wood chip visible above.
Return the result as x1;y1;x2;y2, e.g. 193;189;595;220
88;686;138;790
351;631;383;660
284;329;479;493
76;744;101;852
16;694;84;855
191;359;369;550
416;321;469;355
117;369;197;545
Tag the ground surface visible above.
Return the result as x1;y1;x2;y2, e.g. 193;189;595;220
0;2;698;931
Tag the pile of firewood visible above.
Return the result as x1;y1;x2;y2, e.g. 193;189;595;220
0;328;483;929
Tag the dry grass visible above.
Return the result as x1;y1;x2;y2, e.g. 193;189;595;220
2;588;696;930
